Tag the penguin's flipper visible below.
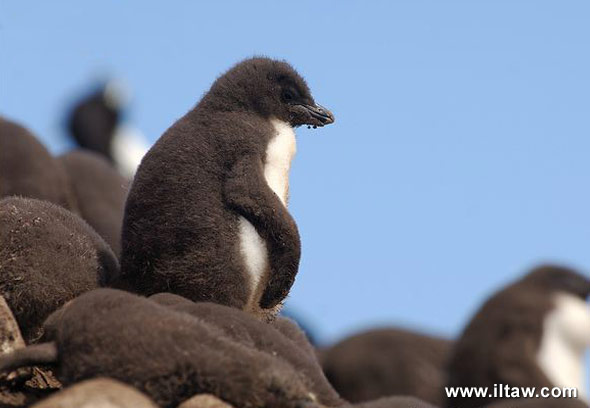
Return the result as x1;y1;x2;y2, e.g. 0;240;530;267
223;156;301;309
0;342;58;373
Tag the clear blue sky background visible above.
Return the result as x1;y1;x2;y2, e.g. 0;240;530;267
1;0;590;356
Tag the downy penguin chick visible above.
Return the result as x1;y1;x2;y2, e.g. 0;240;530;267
0;116;76;210
59;149;129;256
0;289;326;408
446;265;590;408
119;57;334;319
0;197;119;342
67;81;148;177
150;293;343;407
30;378;158;408
321;328;452;407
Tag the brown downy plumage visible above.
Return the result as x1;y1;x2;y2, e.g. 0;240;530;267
320;328;452;407
272;315;321;364
118;57;334;320
0;116;76;210
30;378;158;408
0;197;119;342
59;149;129;257
151;292;343;407
0;289;329;408
446;265;590;408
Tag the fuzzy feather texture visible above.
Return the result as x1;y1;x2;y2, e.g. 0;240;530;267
20;289;330;408
150;292;343;407
59;149;129;257
321;328;452;407
0;116;76;210
119;57;333;318
0;197;119;342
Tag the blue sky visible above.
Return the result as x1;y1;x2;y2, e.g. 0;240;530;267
2;0;590;355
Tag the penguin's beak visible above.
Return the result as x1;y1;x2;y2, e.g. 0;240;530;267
291;103;335;127
301;103;335;126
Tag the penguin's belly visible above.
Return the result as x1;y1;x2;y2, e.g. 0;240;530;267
238;217;269;301
537;293;590;401
239;119;296;308
110;124;149;178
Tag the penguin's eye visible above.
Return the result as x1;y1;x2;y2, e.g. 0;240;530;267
282;90;294;103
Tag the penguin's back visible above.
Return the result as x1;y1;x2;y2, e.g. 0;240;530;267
0;117;76;210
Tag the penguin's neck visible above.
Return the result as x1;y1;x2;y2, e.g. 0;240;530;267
263;119;296;205
537;293;590;401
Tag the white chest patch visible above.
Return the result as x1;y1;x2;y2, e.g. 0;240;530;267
537;293;590;401
263;119;297;205
238;119;296;307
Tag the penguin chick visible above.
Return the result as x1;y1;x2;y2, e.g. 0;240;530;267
446;264;590;408
0;289;326;408
0;197;119;342
30;378;158;408
119;57;334;319
0;116;76;210
67;81;148;177
320;328;452;407
150;293;343;407
59;149;129;256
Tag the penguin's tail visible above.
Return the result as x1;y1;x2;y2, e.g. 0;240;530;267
0;342;58;372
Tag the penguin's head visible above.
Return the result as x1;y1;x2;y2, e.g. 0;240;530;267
523;264;590;300
67;81;122;158
204;57;335;128
524;266;590;349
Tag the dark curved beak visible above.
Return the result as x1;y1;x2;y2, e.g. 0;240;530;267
300;103;335;126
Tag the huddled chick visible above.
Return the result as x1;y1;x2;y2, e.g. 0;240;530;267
0;197;119;342
150;292;343;407
1;115;128;258
0;117;76;211
58;149;129;256
0;289;327;408
321;328;452;406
